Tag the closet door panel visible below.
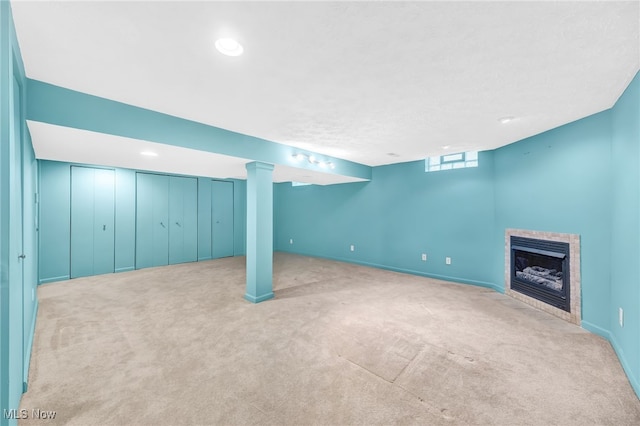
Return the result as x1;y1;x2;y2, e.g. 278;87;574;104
71;166;115;278
212;180;234;259
197;178;212;261
151;174;170;267
71;167;95;278
136;173;169;269
92;168;115;275
169;176;198;264
135;173;154;269
182;177;198;263
168;176;185;264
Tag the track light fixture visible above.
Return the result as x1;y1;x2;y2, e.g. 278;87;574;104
291;153;336;169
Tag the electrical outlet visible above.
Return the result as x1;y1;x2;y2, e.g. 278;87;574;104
350;244;355;252
421;253;427;261
619;307;624;327
289;238;293;245
445;257;451;265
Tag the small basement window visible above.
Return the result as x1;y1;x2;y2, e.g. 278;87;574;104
426;151;478;172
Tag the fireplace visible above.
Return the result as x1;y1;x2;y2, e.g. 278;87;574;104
510;236;570;312
505;229;581;325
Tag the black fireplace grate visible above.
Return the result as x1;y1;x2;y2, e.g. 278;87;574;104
510;236;570;312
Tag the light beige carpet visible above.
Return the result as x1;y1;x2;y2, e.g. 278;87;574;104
19;253;640;425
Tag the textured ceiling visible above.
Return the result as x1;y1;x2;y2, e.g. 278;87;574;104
10;1;640;181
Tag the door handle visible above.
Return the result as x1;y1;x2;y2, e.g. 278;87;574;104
18;254;26;259
175;221;181;227
160;222;166;228
103;225;106;231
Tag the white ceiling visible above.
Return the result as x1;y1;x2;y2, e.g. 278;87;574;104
11;0;640;183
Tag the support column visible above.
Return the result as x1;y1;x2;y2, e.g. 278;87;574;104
244;161;274;303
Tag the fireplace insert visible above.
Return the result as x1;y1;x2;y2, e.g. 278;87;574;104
510;236;570;312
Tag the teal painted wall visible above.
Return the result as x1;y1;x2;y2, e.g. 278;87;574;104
494;111;613;330
38;160;246;284
275;152;498;289
0;1;39;424
610;71;640;393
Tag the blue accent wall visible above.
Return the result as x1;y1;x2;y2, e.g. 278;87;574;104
275;71;640;397
494;111;613;329
275;152;498;289
610;72;640;394
0;1;39;424
38;160;247;284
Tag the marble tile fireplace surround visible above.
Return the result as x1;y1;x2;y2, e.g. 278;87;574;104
505;229;581;325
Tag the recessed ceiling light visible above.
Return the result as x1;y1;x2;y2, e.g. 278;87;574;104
498;116;515;124
140;151;158;157
442;145;450;150
215;38;243;57
387;153;400;157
